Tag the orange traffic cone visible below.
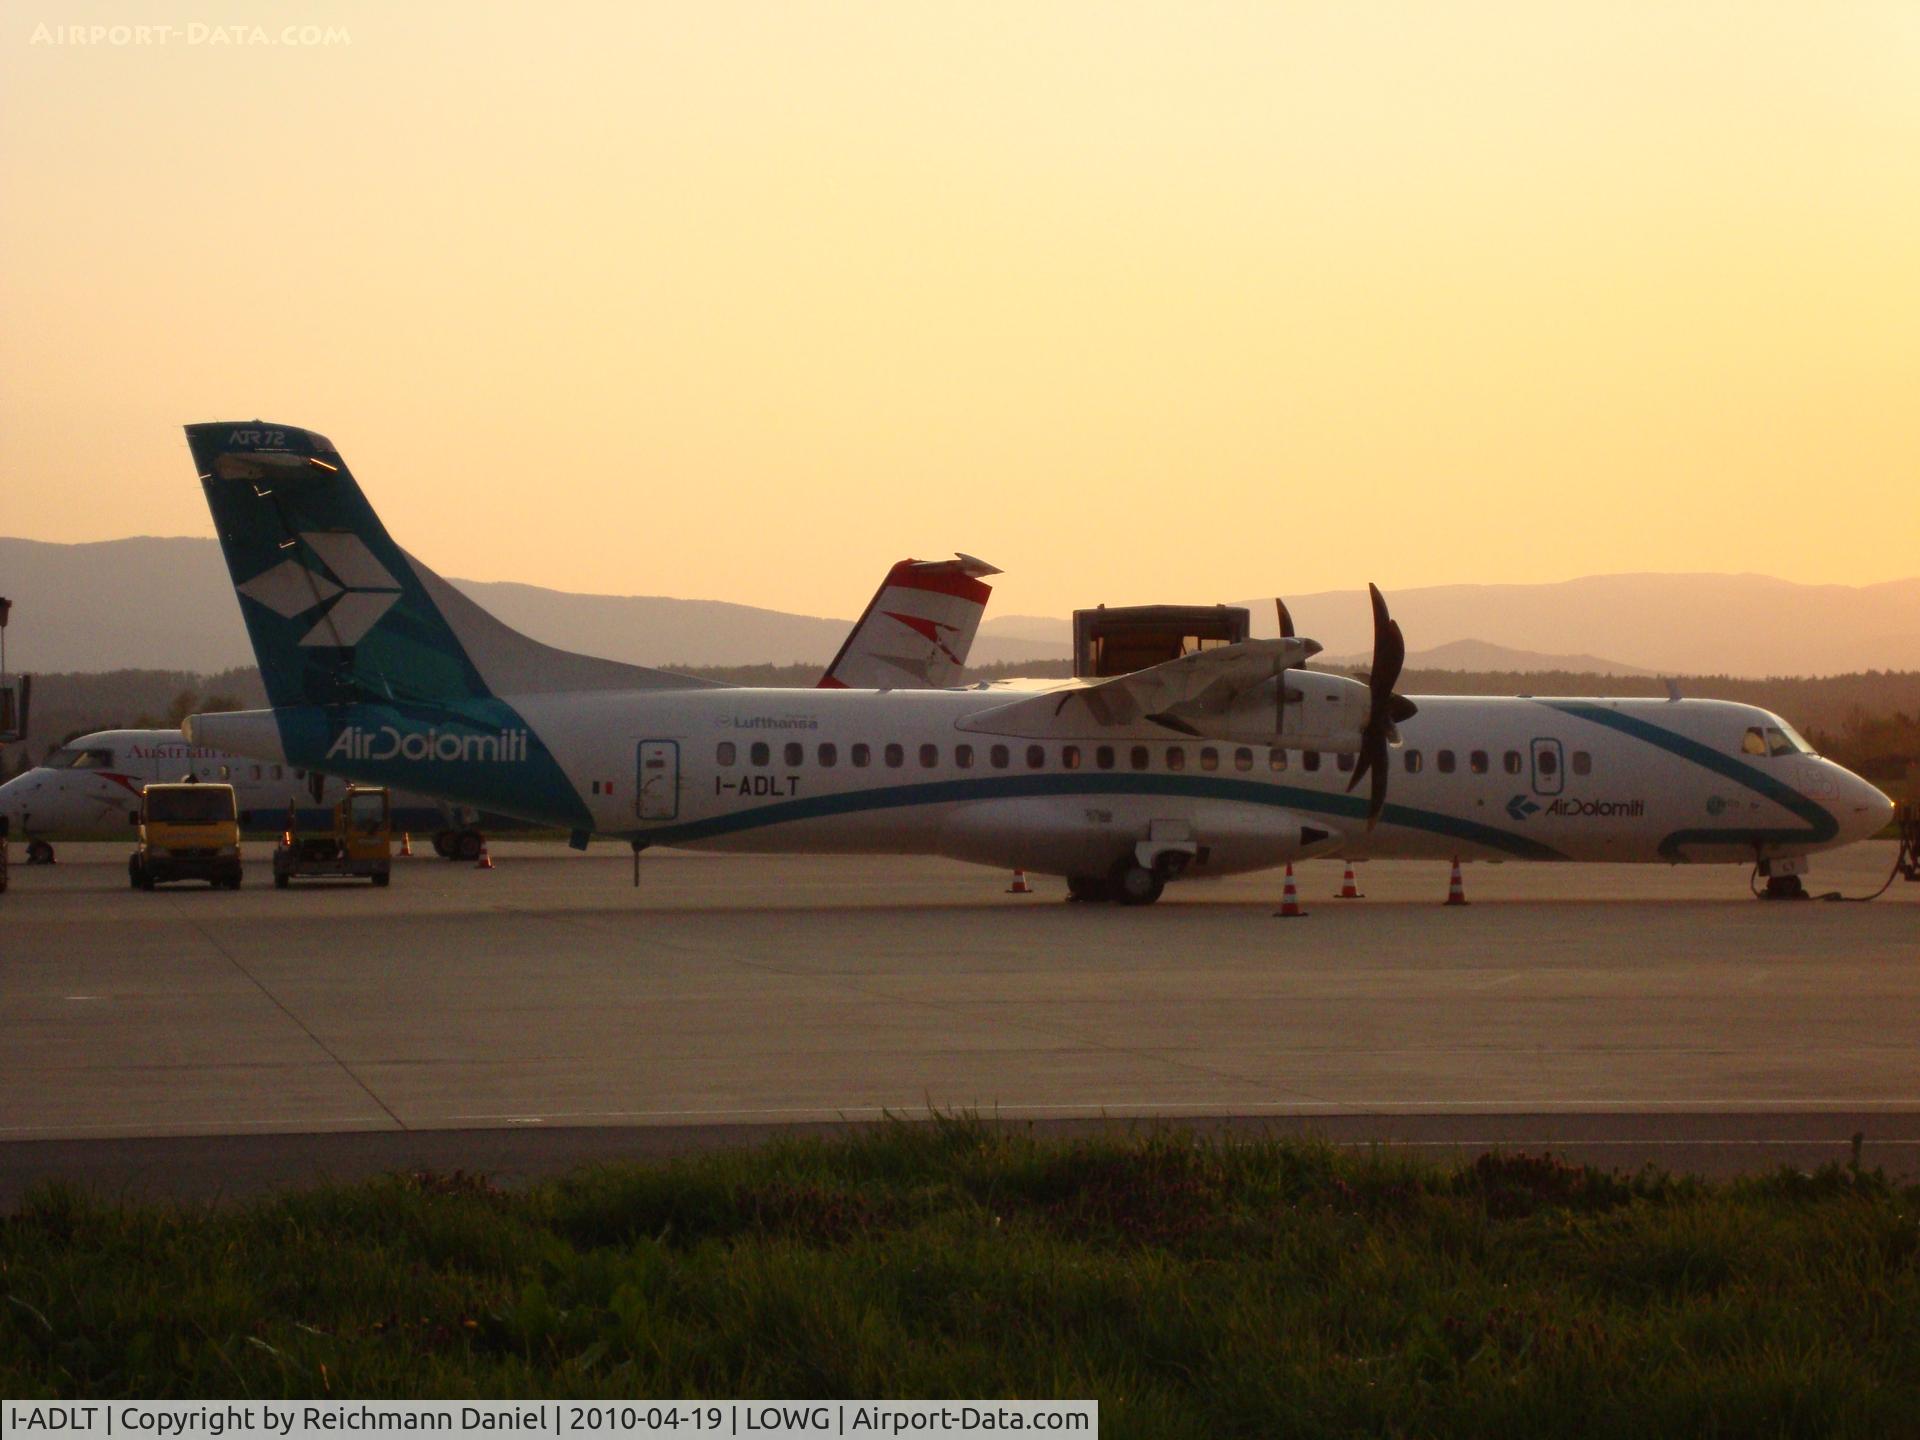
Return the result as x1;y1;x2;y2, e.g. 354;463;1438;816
1444;857;1468;906
476;838;494;871
1006;868;1034;894
1274;862;1307;918
1336;864;1363;899
400;831;413;858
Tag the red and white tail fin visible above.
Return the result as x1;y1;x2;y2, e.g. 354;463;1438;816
818;554;1000;690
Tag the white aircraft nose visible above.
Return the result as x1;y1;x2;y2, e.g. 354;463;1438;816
1841;773;1896;843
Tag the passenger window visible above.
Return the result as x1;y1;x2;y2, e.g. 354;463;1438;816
1571;750;1591;776
1131;746;1151;771
885;743;905;768
990;744;1009;769
1742;727;1768;757
272;765;284;781
1303;751;1320;772
785;742;804;767
1026;745;1046;769
1062;745;1082;770
219;765;231;780
955;744;973;769
818;743;838;767
1234;747;1253;772
750;742;769;767
852;743;871;767
1096;745;1115;770
1269;749;1287;772
252;765;262;781
1470;750;1488;774
1504;750;1522;775
1336;752;1354;773
1166;747;1186;771
1437;750;1455;774
919;743;939;768
1405;750;1423;773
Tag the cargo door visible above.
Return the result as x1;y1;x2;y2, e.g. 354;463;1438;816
636;740;679;821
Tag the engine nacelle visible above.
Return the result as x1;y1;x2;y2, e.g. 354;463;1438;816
1197;668;1373;752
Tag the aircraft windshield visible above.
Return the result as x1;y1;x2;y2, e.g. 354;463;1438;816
144;787;236;824
46;747;115;770
1741;720;1817;759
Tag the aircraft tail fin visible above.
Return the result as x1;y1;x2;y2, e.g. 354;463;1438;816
187;422;716;711
818;554;1000;690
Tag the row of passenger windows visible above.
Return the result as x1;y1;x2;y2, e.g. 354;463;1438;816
716;741;1593;777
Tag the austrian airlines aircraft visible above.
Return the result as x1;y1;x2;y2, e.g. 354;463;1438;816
0;556;999;865
184;422;1893;904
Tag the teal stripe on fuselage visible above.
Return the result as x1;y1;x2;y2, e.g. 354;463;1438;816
1542;702;1837;858
631;771;1567;859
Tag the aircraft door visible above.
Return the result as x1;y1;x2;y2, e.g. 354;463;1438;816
1530;737;1565;797
637;740;679;821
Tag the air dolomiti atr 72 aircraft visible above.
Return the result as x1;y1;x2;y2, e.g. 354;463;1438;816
183;422;1894;904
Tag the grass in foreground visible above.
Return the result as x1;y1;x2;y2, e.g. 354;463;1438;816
4;1117;1918;1437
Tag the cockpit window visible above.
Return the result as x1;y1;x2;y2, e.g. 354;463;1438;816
47;747;115;770
1743;721;1816;759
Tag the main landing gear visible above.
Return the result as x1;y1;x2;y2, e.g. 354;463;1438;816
25;839;54;866
432;828;488;862
1066;854;1188;906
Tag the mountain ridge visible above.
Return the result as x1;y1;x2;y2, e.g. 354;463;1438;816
2;536;1915;678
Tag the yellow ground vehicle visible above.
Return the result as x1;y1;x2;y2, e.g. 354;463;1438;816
131;782;243;889
273;785;392;888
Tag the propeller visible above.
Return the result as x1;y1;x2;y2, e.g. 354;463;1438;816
1273;598;1295;736
1345;583;1419;829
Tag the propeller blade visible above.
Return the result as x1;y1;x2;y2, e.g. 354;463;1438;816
1273;597;1295;737
1350;584;1411;829
1368;742;1390;825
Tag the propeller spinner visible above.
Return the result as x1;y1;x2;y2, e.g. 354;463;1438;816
1345;583;1419;829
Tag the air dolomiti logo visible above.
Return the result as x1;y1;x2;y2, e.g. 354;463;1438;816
327;725;529;764
1509;792;1645;821
237;532;403;647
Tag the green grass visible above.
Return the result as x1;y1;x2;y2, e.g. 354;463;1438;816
5;1117;1918;1436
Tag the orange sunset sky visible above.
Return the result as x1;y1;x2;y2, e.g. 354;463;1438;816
2;1;1916;618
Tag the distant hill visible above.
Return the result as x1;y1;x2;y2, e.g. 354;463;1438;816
1234;574;1920;677
3;537;1915;678
0;537;1070;675
1322;638;1652;677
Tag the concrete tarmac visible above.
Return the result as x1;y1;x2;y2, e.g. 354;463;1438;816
2;840;1915;1202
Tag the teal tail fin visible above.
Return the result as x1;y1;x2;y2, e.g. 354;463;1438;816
187;422;708;711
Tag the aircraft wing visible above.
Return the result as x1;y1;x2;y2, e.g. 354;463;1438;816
956;637;1319;738
819;554;1001;690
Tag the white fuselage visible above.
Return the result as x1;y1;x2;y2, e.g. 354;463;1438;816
195;685;1894;879
0;729;456;838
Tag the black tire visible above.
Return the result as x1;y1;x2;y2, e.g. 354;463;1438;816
26;839;54;866
454;830;484;862
274;869;290;889
1065;875;1108;903
1111;862;1165;906
129;856;143;889
433;830;455;859
371;869;390;888
1764;873;1808;900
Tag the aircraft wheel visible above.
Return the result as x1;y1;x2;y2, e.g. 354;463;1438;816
26;839;54;866
1111;862;1165;907
1065;875;1107;903
128;856;144;890
1763;873;1808;901
372;869;391;888
432;830;455;858
274;869;290;890
454;830;484;862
